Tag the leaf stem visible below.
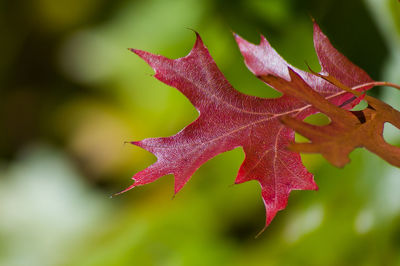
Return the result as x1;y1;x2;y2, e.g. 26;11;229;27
351;81;400;91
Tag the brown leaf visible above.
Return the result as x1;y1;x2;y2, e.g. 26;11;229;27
263;69;400;168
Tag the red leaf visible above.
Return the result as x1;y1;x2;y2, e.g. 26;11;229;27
121;23;373;230
235;22;372;108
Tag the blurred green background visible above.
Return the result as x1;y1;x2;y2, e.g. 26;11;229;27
1;0;400;265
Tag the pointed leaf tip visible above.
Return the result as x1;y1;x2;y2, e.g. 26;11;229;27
128;48;138;53
128;48;152;62
130;141;143;148
193;31;204;48
312;19;321;32
184;28;202;44
233;32;243;41
112;183;136;197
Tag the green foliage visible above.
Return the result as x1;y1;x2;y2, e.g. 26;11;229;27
0;0;399;265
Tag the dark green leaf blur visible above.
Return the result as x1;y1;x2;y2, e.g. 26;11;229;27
1;0;399;265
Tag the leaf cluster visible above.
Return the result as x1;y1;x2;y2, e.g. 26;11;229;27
121;22;400;231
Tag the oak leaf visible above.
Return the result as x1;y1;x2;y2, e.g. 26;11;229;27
267;70;400;168
120;22;373;229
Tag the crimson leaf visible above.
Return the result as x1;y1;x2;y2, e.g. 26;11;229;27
120;22;372;230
